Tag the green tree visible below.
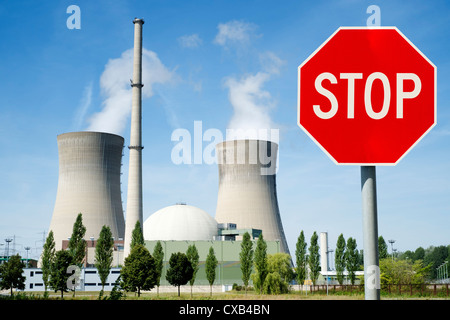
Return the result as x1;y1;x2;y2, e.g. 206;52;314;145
253;234;268;294
345;237;359;285
410;260;432;285
41;230;55;294
130;220;144;251
264;253;293;294
49;250;74;298
414;247;425;262
263;272;283;295
152;241;164;297
186;244;200;297
0;254;26;296
308;232;320;285
205;246;218;297
424;245;448;279
120;244;156;297
295;230;307;290
239;232;254;294
335;233;346;285
401;250;415;261
95;225;114;292
272;253;293;286
379;258;431;288
358;249;364;267
108;276;124;300
68;213;87;267
166;252;193;297
378;236;389;260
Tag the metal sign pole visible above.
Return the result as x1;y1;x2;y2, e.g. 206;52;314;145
361;166;381;300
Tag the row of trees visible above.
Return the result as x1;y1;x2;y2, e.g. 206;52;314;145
378;236;450;284
3;214;446;297
120;226;219;297
122;229;295;296
335;234;363;285
37;213;220;298
0;213;94;297
379;236;450;281
1;221;359;297
240;232;293;294
1;212;290;297
293;232;445;288
293;231;362;286
40;213;116;297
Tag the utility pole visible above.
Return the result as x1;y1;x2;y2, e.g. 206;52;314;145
5;238;12;261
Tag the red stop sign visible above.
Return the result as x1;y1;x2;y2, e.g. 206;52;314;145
298;27;436;165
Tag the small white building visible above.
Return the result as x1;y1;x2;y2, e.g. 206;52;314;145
22;267;121;292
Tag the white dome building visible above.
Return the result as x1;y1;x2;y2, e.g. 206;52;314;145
143;204;218;241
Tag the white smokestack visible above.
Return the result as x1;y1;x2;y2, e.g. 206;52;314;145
320;232;329;272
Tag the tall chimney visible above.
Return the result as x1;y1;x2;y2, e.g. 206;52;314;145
124;18;145;258
320;232;329;272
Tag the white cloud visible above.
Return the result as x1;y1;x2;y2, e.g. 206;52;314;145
259;51;286;75
86;48;174;135
213;20;258;47
178;34;202;48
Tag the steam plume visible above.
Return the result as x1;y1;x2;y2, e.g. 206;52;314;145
87;48;173;135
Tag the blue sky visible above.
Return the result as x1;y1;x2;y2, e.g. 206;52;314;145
0;0;449;261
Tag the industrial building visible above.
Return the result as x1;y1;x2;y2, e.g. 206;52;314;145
23;267;122;292
34;18;292;290
143;204;219;242
144;239;283;286
142;203;281;285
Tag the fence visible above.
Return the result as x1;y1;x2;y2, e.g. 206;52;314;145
303;284;449;297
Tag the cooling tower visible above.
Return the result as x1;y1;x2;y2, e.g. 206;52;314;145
48;131;125;251
214;139;289;254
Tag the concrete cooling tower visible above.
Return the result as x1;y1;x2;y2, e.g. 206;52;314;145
214;139;289;254
48;131;125;251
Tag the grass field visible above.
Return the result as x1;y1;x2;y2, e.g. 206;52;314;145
2;286;448;300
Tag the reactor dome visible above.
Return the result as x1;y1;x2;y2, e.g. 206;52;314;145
143;204;218;241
